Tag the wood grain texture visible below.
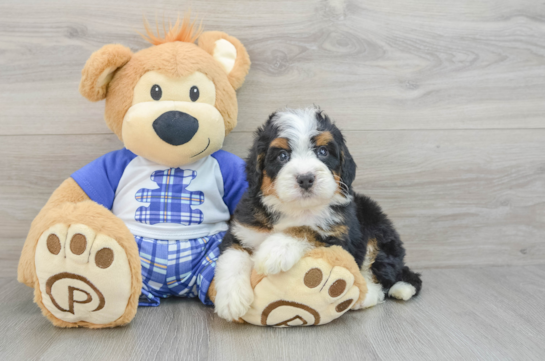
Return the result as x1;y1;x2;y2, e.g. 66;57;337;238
1;265;544;360
1;0;545;135
1;128;543;278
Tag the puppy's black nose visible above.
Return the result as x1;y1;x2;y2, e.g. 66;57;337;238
153;111;199;146
297;173;315;190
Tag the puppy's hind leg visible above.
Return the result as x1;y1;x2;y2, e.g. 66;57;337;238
352;239;385;310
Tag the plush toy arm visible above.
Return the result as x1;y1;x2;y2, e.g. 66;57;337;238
240;246;368;327
17;178;89;287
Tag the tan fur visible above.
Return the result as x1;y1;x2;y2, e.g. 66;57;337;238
361;238;379;283
253;209;274;230
328;224;348;239
261;172;276;196
314;131;333;146
18;179;142;328
207;279;217;303
79;44;133;102
270;137;289;150
284;226;322;247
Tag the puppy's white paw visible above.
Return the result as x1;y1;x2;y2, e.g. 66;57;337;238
214;283;254;322
253;233;310;275
214;248;254;322
352;278;385;310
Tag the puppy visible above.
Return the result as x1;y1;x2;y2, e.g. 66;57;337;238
214;107;422;321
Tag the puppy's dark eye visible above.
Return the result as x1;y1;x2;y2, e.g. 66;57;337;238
151;84;162;101
277;150;290;163
317;146;329;157
190;86;199;102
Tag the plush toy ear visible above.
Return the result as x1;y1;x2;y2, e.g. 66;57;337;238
79;44;133;102
198;31;251;90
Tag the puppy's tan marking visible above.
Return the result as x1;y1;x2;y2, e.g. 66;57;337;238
232;243;253;255
253;210;274;230
261;171;276;196
284;226;325;248
329;224;348;238
314;131;333;146
256;153;265;171
361;238;379;282
333;173;347;197
270;137;289;150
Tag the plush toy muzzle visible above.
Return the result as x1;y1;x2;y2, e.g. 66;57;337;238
152;111;200;146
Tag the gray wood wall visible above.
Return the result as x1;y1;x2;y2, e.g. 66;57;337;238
1;0;544;277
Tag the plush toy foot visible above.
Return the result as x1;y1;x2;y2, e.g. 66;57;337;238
241;246;367;327
35;222;135;328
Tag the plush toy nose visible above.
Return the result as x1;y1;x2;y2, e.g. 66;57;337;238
152;111;199;146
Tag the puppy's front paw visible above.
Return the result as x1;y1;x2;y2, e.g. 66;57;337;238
253;234;310;275
214;284;254;322
214;248;254;322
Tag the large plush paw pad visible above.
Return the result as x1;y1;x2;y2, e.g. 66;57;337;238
35;224;132;325
242;256;361;326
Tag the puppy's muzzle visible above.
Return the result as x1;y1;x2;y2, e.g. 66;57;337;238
153;111;199;146
297;173;315;191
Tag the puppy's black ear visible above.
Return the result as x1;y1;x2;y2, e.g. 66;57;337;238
245;127;267;197
340;141;357;189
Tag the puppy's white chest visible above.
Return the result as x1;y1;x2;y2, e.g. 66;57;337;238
273;213;323;233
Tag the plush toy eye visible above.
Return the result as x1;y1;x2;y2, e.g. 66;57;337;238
317;146;329;157
277;150;290;163
190;86;200;102
150;84;162;101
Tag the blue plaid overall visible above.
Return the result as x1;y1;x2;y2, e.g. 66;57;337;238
136;231;224;307
70;149;248;307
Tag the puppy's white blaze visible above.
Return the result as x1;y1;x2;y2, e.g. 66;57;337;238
388;281;416;301
214;248;254;321
231;222;270;251
274;108;319;155
252;233;312;275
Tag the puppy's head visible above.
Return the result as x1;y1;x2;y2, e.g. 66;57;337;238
246;107;356;212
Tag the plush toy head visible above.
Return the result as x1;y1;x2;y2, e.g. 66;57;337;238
79;16;250;167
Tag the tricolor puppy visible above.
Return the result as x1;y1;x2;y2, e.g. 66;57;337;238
214;108;422;321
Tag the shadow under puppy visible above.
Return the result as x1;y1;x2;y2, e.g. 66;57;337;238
214;108;422;321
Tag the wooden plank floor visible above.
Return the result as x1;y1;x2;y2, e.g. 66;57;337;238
1;265;544;361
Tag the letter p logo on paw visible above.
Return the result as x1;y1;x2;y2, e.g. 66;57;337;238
46;272;105;315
